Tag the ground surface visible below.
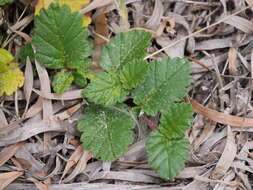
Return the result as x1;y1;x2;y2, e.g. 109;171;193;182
1;0;253;189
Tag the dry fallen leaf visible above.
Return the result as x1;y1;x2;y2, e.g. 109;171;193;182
223;15;253;34
35;0;91;27
0;171;24;189
189;98;253;127
211;126;237;180
0;142;25;167
62;149;91;183
27;178;49;190
60;145;84;182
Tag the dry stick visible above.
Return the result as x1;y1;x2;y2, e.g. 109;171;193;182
144;5;252;60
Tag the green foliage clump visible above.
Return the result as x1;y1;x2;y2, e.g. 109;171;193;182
79;30;193;179
31;3;193;179
32;3;92;94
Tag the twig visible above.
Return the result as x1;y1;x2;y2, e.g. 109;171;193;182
139;115;158;130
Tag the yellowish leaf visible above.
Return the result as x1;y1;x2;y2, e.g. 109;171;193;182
35;0;91;27
0;48;14;72
0;48;24;96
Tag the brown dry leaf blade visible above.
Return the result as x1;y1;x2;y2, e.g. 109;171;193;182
0;108;8;126
0;103;81;147
145;0;163;30
33;89;82;100
23;57;34;116
60;145;84;181
193;120;217;150
211;126;237;180
228;47;238;75
189;98;253;127
27;178;49;190
223;15;253;34
0;171;24;189
79;0;113;14
0;142;25;167
62;149;92;183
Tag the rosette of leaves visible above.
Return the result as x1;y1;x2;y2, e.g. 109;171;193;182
79;29;193;179
83;30;152;106
32;3;92;94
0;48;24;96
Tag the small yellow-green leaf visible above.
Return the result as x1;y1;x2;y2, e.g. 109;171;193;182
52;69;74;94
0;48;24;96
0;48;14;72
0;64;24;96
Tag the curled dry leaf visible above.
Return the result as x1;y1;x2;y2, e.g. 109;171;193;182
62;149;92;183
211;126;237;180
145;0;163;30
60;145;84;182
79;0;113;14
223;15;253;34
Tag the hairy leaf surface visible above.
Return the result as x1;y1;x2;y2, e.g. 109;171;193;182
100;30;151;72
32;3;92;69
78;105;134;161
52;69;74;94
146;131;190;179
120;59;148;89
19;43;35;64
133;57;191;116
82;72;128;106
159;103;193;138
146;103;193;179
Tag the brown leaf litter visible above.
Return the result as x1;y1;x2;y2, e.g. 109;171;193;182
1;0;253;189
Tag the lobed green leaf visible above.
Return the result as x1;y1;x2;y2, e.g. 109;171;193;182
159;103;193;138
82;72;128;106
120;59;148;89
146;103;193;179
133;57;192;116
100;30;151;73
19;43;35;64
32;3;92;69
77;105;135;161
146;131;190;179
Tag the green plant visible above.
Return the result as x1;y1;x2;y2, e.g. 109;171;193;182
0;0;14;6
0;48;24;96
32;3;193;179
32;3;92;94
78;29;192;178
